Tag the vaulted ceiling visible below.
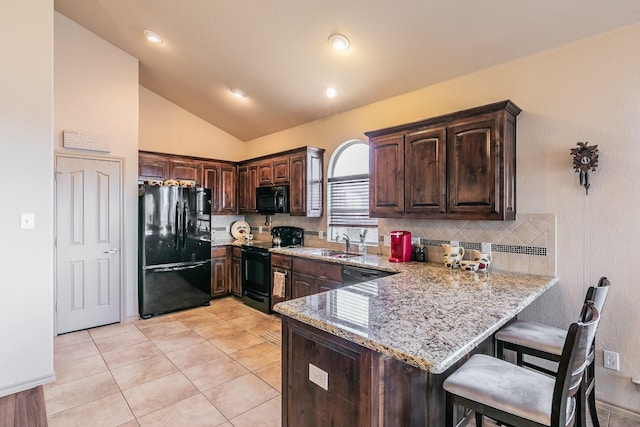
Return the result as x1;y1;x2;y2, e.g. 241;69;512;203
54;0;640;141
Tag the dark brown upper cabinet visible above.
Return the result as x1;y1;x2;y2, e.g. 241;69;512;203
239;147;324;217
365;100;520;220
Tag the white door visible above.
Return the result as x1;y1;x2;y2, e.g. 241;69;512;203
55;156;122;334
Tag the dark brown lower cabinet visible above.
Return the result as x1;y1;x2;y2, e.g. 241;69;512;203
281;316;492;427
231;247;242;297
210;246;229;298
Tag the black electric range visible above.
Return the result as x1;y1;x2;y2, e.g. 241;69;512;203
241;226;304;313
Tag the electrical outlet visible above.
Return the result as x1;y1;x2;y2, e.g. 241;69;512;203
259;226;263;233
309;363;328;390
412;237;420;245
383;235;391;247
319;230;324;239
450;240;459;246
604;350;620;371
481;242;492;254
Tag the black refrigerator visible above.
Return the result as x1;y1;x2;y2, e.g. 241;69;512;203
138;185;212;319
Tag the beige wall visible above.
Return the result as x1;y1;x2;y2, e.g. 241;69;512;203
139;86;245;161
245;24;640;412
54;12;140;320
0;0;54;396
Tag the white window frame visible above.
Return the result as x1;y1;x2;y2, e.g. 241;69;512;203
327;140;378;245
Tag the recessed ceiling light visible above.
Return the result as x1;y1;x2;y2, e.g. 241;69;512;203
143;29;163;44
231;89;246;99
324;87;338;98
328;33;350;51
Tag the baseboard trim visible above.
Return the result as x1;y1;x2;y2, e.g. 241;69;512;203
0;373;56;399
597;400;640;422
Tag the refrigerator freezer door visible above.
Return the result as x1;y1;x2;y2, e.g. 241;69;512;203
139;260;211;318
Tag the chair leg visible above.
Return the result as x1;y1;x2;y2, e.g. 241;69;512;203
587;373;600;427
475;411;483;427
445;392;455;427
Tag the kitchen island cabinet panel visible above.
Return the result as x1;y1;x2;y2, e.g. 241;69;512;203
283;318;376;427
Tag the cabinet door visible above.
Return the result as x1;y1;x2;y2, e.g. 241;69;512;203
292;272;317;299
138;153;168;181
273;156;290;184
219;164;237;214
169;159;202;184
271;266;291;308
237;165;249;213
231;251;242;297
405;126;447;215
289;154;306;216
211;255;228;297
248;164;258;212
369;134;405;217
258;160;274;186
447;116;499;218
202;164;220;213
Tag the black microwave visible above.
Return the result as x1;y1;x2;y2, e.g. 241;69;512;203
256;185;289;214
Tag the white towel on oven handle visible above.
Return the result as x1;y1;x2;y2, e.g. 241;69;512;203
273;271;286;298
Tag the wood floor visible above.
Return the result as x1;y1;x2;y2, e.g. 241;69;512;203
0;385;48;427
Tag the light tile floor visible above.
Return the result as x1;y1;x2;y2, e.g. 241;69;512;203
46;296;639;427
45;297;282;427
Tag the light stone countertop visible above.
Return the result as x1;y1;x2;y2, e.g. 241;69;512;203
271;246;558;374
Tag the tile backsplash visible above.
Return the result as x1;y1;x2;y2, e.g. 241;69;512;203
235;213;557;276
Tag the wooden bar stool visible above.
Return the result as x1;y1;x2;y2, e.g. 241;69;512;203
443;301;600;427
495;277;609;427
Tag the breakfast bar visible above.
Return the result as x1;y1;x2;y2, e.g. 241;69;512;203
273;251;558;426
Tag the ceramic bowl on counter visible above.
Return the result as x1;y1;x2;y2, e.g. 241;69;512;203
459;260;480;272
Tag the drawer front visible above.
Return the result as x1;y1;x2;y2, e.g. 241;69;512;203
232;246;242;258
272;253;292;269
293;258;342;281
211;246;228;257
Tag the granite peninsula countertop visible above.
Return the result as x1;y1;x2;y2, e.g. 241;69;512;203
271;246;558;374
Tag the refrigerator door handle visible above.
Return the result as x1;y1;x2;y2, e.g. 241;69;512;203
182;202;187;248
103;248;119;254
152;261;209;273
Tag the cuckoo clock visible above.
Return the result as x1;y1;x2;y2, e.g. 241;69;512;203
570;142;599;194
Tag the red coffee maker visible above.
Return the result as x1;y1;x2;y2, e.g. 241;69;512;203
389;231;412;262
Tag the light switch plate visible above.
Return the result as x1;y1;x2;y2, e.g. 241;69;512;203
20;213;35;229
309;363;328;390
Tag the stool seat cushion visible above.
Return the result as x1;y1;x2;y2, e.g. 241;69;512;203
443;354;574;425
495;320;566;356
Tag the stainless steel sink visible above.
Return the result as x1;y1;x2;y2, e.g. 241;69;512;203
311;249;362;259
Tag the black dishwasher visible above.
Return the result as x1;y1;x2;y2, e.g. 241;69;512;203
342;265;394;286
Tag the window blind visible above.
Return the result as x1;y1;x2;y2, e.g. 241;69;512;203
327;174;377;228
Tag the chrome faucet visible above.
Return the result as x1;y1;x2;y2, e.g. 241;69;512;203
343;234;351;253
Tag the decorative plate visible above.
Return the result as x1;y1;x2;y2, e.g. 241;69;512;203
230;220;251;240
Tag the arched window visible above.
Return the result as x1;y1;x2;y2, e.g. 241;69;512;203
327;140;378;245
